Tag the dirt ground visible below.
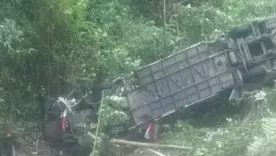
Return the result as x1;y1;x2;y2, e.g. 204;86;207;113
1;132;67;156
0;121;71;156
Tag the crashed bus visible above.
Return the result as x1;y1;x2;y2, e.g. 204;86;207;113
123;14;276;140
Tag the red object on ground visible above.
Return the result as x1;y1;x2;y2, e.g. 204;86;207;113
61;117;68;131
145;122;154;139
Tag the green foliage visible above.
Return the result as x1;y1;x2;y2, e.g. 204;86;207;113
0;18;38;119
247;117;276;156
99;96;130;135
160;88;276;156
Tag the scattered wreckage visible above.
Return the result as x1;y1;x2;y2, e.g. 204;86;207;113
41;79;123;155
42;14;276;155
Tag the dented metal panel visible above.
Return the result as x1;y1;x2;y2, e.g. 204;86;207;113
127;42;240;126
125;14;276;129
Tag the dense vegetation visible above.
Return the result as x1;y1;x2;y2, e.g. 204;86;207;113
159;88;276;156
1;0;276;155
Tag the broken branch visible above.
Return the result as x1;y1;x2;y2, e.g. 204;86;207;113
146;148;166;156
111;139;192;150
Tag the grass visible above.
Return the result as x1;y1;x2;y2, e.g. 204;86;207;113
155;86;276;156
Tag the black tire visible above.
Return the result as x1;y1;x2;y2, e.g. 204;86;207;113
228;24;252;40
